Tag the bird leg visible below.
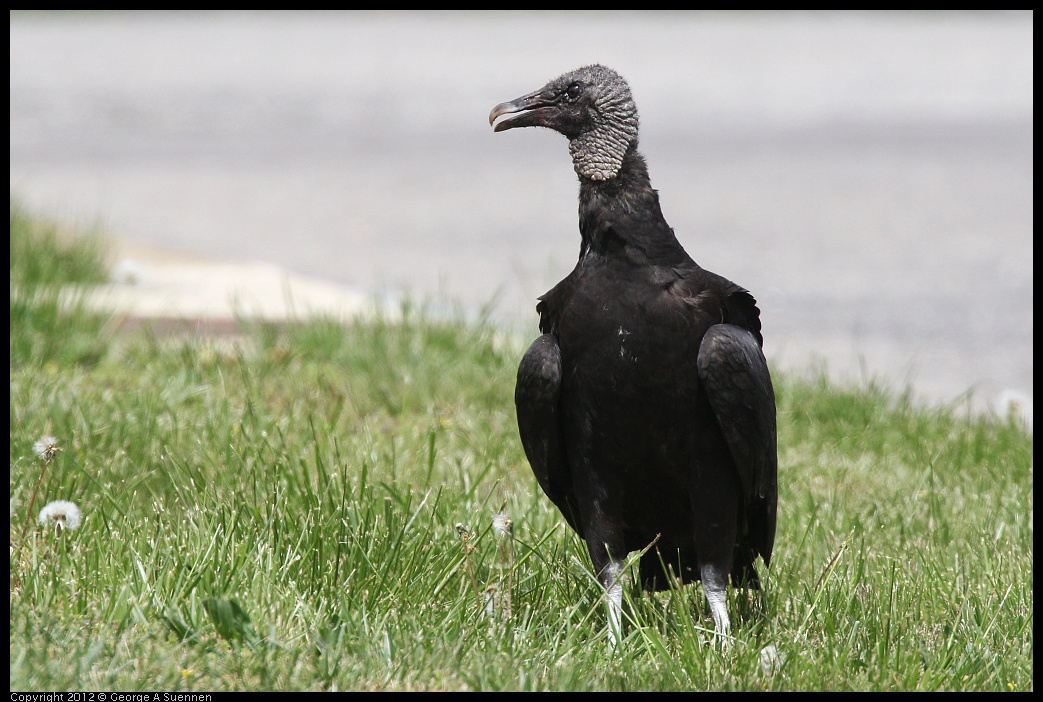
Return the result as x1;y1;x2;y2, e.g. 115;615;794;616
601;560;625;648
700;562;732;645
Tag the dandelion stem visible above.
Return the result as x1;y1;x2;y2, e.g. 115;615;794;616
13;438;64;578
455;524;481;602
504;537;514;617
19;454;52;545
493;512;515;619
12;442;60;588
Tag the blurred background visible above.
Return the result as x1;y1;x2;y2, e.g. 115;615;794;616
9;11;1033;421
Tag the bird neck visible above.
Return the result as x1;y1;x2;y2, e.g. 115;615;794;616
577;147;690;265
577;146;654;214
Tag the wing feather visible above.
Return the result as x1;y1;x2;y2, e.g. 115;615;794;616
515;333;583;535
697;324;778;565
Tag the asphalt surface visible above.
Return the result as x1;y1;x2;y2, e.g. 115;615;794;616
9;11;1033;424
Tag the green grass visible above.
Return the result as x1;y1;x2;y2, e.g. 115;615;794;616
9;200;1033;691
10;198;112;368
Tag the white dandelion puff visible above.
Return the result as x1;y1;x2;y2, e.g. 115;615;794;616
759;644;786;675
492;512;513;540
38;500;82;531
32;436;62;462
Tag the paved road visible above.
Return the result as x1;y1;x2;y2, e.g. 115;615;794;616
10;11;1033;422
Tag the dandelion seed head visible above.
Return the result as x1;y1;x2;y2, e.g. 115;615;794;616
759;644;785;675
492;512;513;539
38;500;82;531
32;436;62;462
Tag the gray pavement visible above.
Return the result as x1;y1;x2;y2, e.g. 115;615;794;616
10;11;1033;425
78;236;382;326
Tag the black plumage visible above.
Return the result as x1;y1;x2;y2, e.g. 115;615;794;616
490;65;778;641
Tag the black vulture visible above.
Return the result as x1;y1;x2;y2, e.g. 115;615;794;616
490;65;777;642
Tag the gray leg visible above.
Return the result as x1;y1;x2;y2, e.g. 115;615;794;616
700;562;731;643
602;560;625;648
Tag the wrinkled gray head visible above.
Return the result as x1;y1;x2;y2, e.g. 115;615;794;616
489;64;639;181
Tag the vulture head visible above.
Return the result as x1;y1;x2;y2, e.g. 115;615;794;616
489;64;639;181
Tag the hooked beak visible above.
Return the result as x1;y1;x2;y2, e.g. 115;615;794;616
489;88;557;132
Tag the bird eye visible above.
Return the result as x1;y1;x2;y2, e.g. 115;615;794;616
565;83;583;101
